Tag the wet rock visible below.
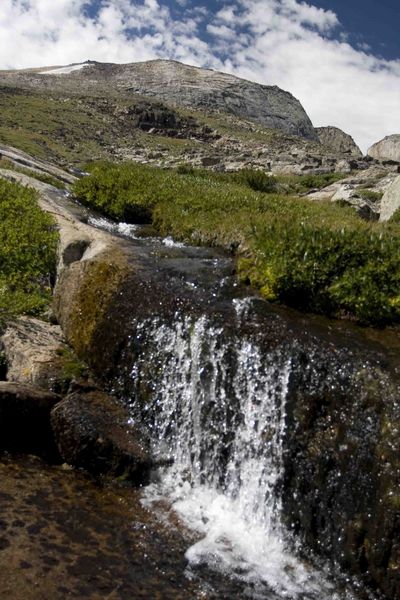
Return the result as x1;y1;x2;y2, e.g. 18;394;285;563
0;381;61;458
0;317;66;391
51;390;152;482
283;358;400;600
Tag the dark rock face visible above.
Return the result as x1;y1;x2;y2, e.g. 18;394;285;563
0;381;61;458
283;352;400;599
51;389;152;483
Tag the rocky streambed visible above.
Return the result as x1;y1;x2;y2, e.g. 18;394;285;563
0;170;399;599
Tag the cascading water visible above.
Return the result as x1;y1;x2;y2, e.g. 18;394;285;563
123;304;359;599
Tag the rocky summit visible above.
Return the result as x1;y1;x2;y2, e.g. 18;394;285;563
3;59;316;140
0;59;375;174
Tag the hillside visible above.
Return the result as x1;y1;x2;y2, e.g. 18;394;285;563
0;59;371;174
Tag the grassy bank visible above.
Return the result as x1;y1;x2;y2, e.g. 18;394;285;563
73;162;400;326
0;178;58;323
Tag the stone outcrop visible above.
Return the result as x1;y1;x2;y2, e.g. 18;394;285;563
0;381;60;458
51;389;152;482
379;175;400;221
368;134;400;163
316;126;362;157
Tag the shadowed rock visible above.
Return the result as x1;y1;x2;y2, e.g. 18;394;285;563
51;389;152;483
0;381;61;458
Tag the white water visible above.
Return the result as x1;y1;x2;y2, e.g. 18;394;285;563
87;215;140;239
131;311;355;599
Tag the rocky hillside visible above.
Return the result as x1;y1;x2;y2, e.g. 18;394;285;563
0;59;373;175
2;59;316;140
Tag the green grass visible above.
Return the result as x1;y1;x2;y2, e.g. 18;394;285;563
0;178;58;324
73;162;400;326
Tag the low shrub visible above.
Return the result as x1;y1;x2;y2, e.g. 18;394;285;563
0;178;58;323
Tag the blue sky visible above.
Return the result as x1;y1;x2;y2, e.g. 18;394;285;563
311;0;400;60
0;0;399;152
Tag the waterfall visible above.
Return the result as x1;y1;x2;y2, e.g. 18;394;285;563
124;305;357;599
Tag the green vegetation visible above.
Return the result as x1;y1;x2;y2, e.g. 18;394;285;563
0;178;58;323
73;162;400;326
55;346;88;389
389;208;400;224
0;158;65;189
356;188;383;202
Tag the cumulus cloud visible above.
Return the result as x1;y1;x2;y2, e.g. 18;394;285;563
0;0;399;152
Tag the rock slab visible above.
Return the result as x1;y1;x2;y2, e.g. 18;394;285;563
379;175;400;221
1;317;66;390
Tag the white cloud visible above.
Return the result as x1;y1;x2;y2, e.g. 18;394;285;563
0;0;399;152
215;0;400;152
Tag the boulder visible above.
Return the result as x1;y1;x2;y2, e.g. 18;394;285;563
0;381;60;457
0;317;67;391
316;126;362;157
379;175;400;221
368;134;400;163
51;389;152;483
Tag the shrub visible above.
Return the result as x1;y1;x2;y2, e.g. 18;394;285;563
235;169;278;193
0;179;58;322
356;188;383;202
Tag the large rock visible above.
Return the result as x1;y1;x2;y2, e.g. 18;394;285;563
51;389;152;482
0;381;60;457
316;126;362;157
0;317;67;391
379;175;400;221
368;134;400;163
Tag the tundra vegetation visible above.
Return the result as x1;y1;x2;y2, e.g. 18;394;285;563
73;162;400;326
0;178;58;324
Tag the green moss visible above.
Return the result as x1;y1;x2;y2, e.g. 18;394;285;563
68;252;130;357
55;346;88;387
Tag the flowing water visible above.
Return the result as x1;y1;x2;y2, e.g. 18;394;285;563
82;216;392;599
122;308;361;600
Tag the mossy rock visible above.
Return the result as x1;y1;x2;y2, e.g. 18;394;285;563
53;247;130;367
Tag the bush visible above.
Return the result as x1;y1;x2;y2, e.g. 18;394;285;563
73;162;400;326
357;188;383;202
235;169;278;193
0;179;58;322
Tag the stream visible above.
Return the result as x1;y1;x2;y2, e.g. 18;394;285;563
83;213;399;599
